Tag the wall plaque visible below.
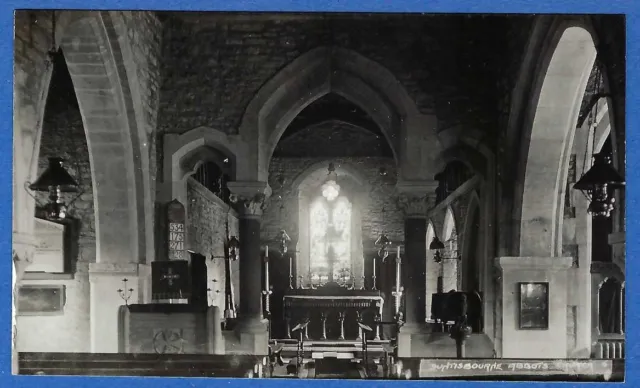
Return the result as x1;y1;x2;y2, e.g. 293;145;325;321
518;282;549;330
167;200;186;261
17;285;65;315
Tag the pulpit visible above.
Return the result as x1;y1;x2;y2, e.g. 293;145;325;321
282;282;384;341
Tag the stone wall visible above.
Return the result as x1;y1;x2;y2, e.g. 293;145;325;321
274;121;392;158
116;11;163;194
17;269;91;353
157;14;526;137
187;178;240;310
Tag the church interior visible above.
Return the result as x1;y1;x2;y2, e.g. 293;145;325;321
12;11;626;380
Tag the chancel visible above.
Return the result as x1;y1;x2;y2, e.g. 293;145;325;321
12;10;625;382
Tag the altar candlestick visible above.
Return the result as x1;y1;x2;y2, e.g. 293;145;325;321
264;246;269;286
372;257;377;290
289;256;293;277
395;248;401;290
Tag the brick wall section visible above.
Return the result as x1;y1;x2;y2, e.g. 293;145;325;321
274;121;392;158
262;157;401;246
187;178;240;309
157;14;520;136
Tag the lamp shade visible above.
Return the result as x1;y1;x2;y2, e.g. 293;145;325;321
228;236;240;249
429;236;445;250
29;157;79;192
574;153;625;191
375;233;392;246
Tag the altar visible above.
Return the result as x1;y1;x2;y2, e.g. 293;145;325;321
282;283;384;342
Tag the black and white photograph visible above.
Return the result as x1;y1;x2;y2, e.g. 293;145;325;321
12;10;625;381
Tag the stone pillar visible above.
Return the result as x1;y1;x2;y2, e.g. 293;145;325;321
395;187;436;357
227;181;271;355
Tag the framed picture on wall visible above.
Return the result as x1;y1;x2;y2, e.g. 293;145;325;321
518;282;549;330
17;285;66;315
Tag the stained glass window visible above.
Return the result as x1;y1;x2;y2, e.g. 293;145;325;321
309;196;352;285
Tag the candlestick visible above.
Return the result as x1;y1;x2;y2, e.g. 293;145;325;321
265;245;268;258
372;257;377;291
264;253;269;288
289;256;293;277
395;255;401;291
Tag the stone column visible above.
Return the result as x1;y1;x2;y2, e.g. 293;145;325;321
395;186;436;357
227;181;271;355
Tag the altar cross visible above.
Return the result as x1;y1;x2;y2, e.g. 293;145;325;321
161;267;180;286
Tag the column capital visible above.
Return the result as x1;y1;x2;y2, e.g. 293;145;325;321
395;192;436;218
394;180;438;218
227;181;272;217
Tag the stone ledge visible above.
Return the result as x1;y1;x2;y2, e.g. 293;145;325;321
88;262;146;277
496;256;573;271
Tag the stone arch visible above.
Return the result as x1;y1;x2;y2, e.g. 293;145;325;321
163;126;242;247
425;220;439;320
436;126;491;178
23;12;148;265
441;206;459;292
515;19;599;257
166;126;246;186
461;191;481;292
238;46;426;181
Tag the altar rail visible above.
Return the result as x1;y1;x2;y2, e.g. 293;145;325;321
594;336;625;359
18;352;267;378
393;358;624;381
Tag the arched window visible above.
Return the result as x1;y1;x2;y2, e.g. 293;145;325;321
309;195;353;285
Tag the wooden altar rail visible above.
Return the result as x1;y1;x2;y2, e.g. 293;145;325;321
18;352;268;378
392;358;624;382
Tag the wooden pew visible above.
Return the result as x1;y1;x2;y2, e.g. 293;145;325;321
19;352;268;378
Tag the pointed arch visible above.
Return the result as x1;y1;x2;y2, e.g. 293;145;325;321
515;20;598;257
461;191;482;292
238;46;434;181
425;220;439;321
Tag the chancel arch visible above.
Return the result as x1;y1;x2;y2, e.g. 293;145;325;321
238;46;440;182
